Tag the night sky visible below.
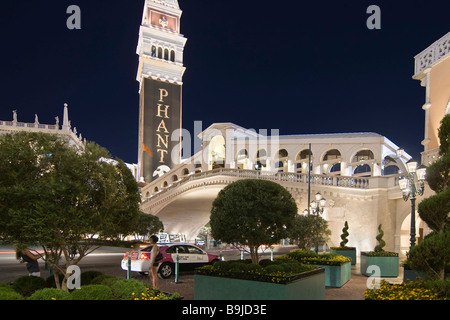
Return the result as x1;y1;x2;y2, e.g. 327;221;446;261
2;1;449;164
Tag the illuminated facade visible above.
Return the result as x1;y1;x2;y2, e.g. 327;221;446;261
0;104;84;151
413;31;450;165
136;0;187;183
136;2;446;259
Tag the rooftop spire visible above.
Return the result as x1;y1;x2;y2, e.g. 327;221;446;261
62;103;71;132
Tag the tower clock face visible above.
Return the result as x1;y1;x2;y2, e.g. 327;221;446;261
149;10;178;32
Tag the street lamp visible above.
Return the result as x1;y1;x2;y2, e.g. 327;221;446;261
310;192;326;215
308;192;326;254
398;159;426;248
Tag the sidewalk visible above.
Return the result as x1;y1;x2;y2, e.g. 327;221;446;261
139;262;405;300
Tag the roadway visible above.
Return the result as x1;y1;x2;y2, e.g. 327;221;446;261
0;245;294;284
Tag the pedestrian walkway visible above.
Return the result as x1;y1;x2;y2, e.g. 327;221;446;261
143;261;405;300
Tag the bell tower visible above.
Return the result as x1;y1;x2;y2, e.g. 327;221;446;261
136;0;187;182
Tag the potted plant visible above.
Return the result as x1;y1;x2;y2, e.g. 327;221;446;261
360;224;399;277
287;250;351;287
330;221;357;265
194;259;325;300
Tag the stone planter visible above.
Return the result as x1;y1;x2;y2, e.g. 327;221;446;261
313;262;351;287
330;247;357;265
194;268;325;300
403;267;426;283
360;252;399;277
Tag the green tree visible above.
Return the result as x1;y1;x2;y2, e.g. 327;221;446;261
210;179;297;264
0;132;141;290
288;214;331;251
131;212;164;241
410;115;450;280
418;114;450;233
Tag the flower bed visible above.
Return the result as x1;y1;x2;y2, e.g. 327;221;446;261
195;260;325;300
286;250;352;287
287;250;351;266
195;259;319;284
364;279;449;300
330;247;357;265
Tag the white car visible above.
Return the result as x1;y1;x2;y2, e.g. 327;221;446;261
121;243;219;278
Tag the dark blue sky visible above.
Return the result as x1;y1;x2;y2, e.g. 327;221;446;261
2;1;449;164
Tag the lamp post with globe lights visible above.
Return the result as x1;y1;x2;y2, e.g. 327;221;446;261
398;159;427;248
303;192;327;253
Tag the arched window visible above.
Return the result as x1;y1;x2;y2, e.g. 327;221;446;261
182;168;190;176
329;163;341;176
383;156;401;175
352;150;374;162
164;48;169;60
170;50;175;62
295;149;312;174
255;149;267;171
158;47;163;59
151;46;157;57
323;149;341;161
353;164;371;177
275;149;288;172
236;149;249;169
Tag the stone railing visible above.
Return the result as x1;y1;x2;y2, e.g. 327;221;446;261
414;31;450;76
142;168;403;207
0;121;59;131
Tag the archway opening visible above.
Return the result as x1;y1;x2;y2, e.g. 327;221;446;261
208;135;226;170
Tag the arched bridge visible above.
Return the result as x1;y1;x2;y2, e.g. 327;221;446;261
139;166;418;255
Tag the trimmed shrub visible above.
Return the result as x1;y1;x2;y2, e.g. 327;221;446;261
196;258;318;284
91;274;120;287
11;276;47;297
287;250;351;265
0;287;24;300
80;270;104;286
71;285;113;300
45;273;64;288
29;288;72;300
111;279;147;300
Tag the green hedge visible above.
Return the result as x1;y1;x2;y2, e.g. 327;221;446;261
10;276;47;297
361;251;398;257
0;283;24;300
111;279;147;300
29;288;72;300
3;271;182;300
196;259;319;284
287;250;351;266
71;285;113;300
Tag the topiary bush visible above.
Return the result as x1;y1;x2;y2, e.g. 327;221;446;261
71;284;113;300
11;276;48;297
340;221;349;247
111;279;147;300
29;288;72;300
374;224;386;252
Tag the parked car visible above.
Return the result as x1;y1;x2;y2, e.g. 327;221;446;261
121;243;219;278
